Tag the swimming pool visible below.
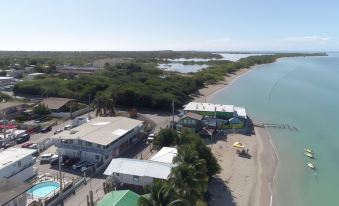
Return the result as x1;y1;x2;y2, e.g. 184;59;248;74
27;181;60;198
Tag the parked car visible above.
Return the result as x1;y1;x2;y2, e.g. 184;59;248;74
147;133;155;144
63;157;80;166
21;142;33;148
80;162;96;172
64;125;72;130
54;128;63;135
16;134;30;144
50;155;67;166
40;153;58;163
4;141;16;149
41;126;52;133
28;143;38;149
72;161;87;170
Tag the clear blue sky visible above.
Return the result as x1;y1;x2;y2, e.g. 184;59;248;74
1;0;338;51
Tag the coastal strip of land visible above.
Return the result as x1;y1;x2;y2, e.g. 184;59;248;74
194;66;278;206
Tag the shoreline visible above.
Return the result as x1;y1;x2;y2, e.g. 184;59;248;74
197;65;279;206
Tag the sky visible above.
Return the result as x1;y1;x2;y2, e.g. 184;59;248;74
0;0;338;51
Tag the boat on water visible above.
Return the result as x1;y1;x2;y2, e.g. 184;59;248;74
304;148;314;154
304;151;314;159
307;162;315;169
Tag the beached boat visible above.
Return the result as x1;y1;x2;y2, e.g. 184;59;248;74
304;148;314;154
304;152;314;159
307;162;315;169
233;141;244;148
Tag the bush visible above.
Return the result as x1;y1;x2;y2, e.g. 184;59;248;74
154;128;178;148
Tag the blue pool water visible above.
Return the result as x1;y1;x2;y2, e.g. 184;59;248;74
28;181;60;198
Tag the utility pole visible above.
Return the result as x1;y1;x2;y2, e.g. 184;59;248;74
88;94;91;120
58;136;63;203
171;100;175;129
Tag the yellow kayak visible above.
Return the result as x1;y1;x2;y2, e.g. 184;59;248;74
307;162;315;169
304;152;314;159
233;141;245;148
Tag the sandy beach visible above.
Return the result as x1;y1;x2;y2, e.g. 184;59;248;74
193;67;253;103
193;67;278;206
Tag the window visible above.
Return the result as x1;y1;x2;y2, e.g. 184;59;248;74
86;142;92;147
69;140;73;144
18;161;21;167
95;155;100;160
97;144;101;149
78;140;82;145
133;175;139;184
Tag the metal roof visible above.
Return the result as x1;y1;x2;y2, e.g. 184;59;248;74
104;158;175;179
0;148;36;170
54;117;143;146
181;112;203;120
150;147;177;163
234;107;247;119
183;102;234;113
97;190;140;206
40;97;74;110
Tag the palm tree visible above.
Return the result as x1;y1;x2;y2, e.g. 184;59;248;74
93;92;116;116
138;180;186;206
173;145;205;169
173;145;208;186
169;163;205;206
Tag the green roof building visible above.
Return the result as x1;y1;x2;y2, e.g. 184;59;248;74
97;190;140;206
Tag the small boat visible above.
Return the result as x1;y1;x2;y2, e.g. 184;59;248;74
304;148;314;154
233;141;244;148
304;152;314;159
307;162;315;169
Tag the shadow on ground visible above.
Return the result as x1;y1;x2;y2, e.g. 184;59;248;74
208;177;236;206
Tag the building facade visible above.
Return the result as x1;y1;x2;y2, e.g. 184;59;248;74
55;117;144;164
104;158;174;187
0;148;37;181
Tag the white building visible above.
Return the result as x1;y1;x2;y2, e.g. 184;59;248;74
27;73;45;80
55;117;144;164
0;148;37;181
149;147;177;164
104;158;175;187
234;107;247;119
183;101;247;119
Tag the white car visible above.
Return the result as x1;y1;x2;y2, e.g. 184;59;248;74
64;125;72;130
40;153;58;163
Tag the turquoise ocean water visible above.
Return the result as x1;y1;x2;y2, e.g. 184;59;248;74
211;53;339;206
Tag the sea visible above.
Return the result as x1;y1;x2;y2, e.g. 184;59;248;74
211;52;339;206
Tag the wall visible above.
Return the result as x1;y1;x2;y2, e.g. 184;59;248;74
9;164;37;182
115;173;154;186
0;154;35;181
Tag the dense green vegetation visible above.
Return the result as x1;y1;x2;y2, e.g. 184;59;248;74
0;51;221;67
139;129;220;206
13;53;326;110
33;103;51;116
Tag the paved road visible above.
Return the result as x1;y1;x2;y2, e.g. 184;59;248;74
16;112;94;147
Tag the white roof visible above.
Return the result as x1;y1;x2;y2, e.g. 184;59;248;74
234;107;247;119
150;147;177;163
55;117;143;146
183;102;234;113
0;77;14;80
104;158;174;179
0;148;36;170
28;73;45;76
